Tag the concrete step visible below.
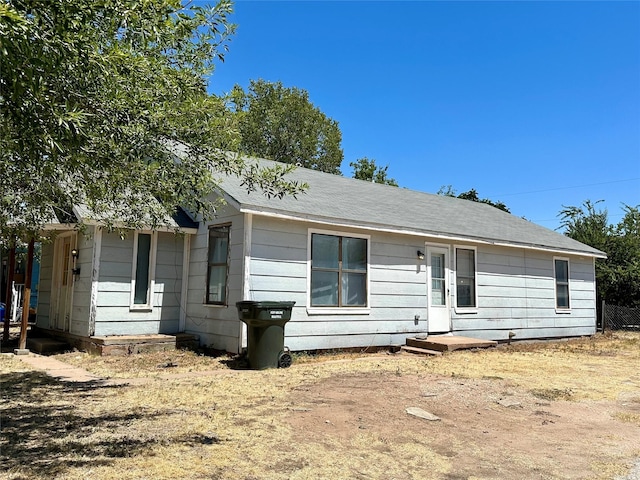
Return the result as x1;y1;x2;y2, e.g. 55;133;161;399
27;337;70;355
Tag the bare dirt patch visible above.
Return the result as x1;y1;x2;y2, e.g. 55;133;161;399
286;371;639;479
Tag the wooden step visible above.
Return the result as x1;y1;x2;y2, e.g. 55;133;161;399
400;345;443;356
407;336;498;352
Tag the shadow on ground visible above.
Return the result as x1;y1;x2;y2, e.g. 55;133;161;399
0;370;162;478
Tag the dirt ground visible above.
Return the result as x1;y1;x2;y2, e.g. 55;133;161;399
286;371;640;479
2;332;640;479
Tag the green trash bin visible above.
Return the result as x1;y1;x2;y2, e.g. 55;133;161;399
236;301;295;370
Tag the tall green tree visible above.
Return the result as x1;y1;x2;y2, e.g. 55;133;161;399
229;80;343;174
437;186;510;213
350;157;398;186
559;200;640;308
0;0;304;241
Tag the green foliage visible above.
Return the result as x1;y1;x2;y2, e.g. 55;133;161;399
560;201;640;308
229;79;344;174
350;157;398;186
0;1;305;241
437;186;510;213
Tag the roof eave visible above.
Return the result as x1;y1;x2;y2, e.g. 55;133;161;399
76;217;198;235
238;205;607;259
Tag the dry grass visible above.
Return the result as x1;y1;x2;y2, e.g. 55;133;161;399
55;332;640;402
1;331;639;480
54;348;233;378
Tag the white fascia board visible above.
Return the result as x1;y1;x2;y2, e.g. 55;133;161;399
237;206;607;260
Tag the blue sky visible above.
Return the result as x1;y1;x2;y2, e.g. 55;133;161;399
207;1;640;231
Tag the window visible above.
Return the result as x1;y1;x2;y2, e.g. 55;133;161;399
131;232;156;309
310;233;368;307
554;258;570;310
207;225;230;305
456;248;476;309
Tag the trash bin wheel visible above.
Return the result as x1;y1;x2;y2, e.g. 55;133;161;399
278;351;292;368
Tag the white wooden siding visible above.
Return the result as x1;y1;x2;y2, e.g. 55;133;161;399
184;203;245;353
93;231;184;336
38;212;598;351
69;231;92;336
451;246;596;341
246;217;430;351
241;218;596;351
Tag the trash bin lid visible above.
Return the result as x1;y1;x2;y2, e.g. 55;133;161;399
236;301;296;308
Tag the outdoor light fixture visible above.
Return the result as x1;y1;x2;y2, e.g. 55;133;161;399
417;250;425;260
71;248;81;276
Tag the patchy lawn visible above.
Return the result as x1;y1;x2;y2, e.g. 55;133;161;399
1;332;639;479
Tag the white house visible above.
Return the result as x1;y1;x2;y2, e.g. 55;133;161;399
34;158;606;354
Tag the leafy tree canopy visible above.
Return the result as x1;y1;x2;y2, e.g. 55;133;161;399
560;200;640;308
350;157;398;186
229;79;343;174
437;186;510;213
0;0;305;242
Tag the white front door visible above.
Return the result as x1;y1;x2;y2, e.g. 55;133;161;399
427;246;450;333
53;235;73;331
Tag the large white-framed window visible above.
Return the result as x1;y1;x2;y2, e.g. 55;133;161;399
130;231;157;310
455;246;477;311
308;229;370;314
206;224;230;306
554;257;571;311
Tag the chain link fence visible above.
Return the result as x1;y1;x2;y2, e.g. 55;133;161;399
603;303;640;331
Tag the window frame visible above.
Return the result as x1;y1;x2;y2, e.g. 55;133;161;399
553;257;571;312
307;228;371;315
130;231;157;311
205;224;231;306
454;245;478;313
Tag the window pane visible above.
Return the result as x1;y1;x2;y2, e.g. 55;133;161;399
431;253;444;279
556;284;569;308
208;266;227;303
457;249;474;278
134;234;151;305
342;237;367;271
209;228;229;263
311;270;339;306
432;279;445;306
342;272;366;306
312;234;339;269
555;260;568;282
456;280;475;308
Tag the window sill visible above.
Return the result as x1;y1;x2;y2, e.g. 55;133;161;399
129;306;152;312
555;308;572;314
203;303;227;308
454;308;478;315
306;307;371;315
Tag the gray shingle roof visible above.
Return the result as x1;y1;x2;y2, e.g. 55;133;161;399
218;159;605;257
